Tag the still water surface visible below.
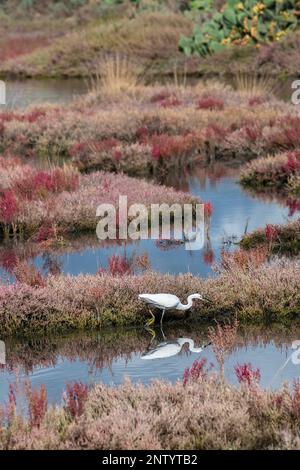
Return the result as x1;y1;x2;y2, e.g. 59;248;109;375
1;324;300;405
0;78;88;109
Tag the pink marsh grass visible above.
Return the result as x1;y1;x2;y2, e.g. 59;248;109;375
2;371;300;449
0;257;300;334
0;158;198;240
0;85;297;174
241;218;300;254
240;151;300;193
235;363;261;386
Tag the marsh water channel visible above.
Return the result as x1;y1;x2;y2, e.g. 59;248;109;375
1;323;300;406
0;76;295;109
0;79;300;406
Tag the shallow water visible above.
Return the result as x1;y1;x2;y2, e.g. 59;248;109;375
1;323;300;406
0;78;88;109
0;76;294;109
0;163;297;281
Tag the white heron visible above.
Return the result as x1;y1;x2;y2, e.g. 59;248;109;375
138;293;212;326
141;337;210;360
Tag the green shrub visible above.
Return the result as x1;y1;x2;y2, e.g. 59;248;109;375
180;0;300;56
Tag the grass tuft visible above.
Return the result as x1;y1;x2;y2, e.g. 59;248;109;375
89;53;144;99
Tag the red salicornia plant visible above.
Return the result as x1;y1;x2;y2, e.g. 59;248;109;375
286;198;300;217
25;382;48;428
35;223;56;243
203;247;215;265
0;190;19;236
196;97;224;111
204;201;213;218
107;255;132;276
65;382;89;418
235;363;261;386
265;224;279;242
204;201;213;231
7;383;17;424
183;358;213;385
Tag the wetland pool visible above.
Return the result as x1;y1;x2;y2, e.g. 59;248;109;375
1;324;300;406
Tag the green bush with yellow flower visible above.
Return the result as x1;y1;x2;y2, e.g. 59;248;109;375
180;0;300;56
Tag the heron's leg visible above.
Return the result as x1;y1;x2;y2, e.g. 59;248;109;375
144;324;156;345
160;308;166;326
146;307;155;326
159;325;166;342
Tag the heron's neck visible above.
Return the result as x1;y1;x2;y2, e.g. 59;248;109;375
177;295;196;311
177;338;203;353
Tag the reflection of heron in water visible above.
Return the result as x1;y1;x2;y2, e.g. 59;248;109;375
0;340;5;366
141;327;211;360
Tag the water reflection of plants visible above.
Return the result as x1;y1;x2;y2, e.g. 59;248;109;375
3;322;300;376
241;184;300;217
0;197;214;280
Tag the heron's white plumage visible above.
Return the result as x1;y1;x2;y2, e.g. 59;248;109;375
139;292;208;325
138;293;180;309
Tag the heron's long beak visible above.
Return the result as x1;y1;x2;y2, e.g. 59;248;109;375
202;296;213;303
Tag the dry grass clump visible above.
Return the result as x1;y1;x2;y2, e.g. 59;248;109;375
2;371;300;449
0;256;300;335
233;72;276;99
82;79;239;107
89;54;144;100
